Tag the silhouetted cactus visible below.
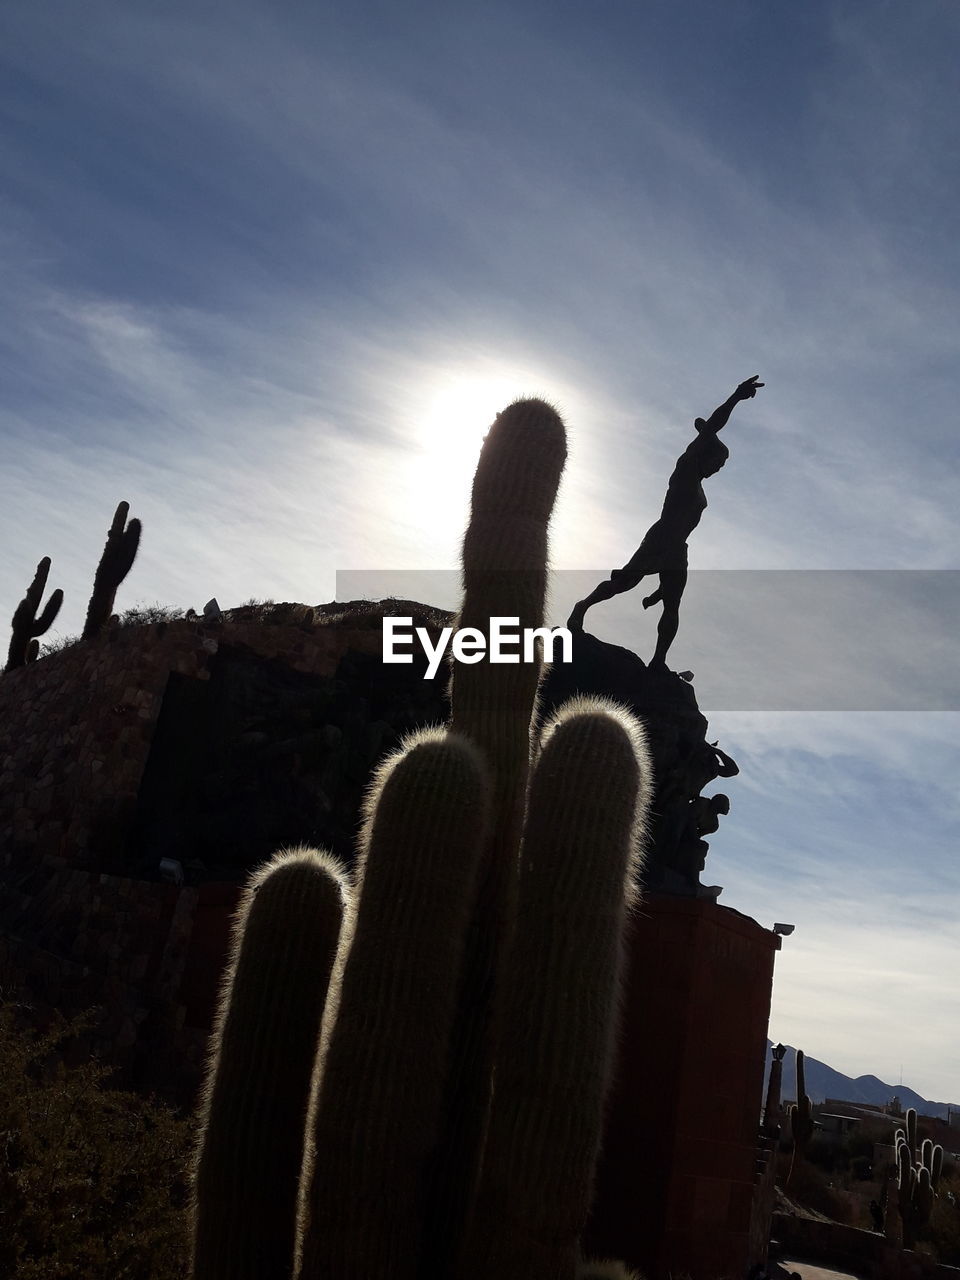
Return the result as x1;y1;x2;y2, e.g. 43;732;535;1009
5;557;63;671
428;397;569;1269
461;698;650;1279
190;397;652;1280
300;730;492;1278
191;847;350;1280
787;1049;814;1185
82;501;141;640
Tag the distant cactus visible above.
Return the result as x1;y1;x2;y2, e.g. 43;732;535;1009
930;1143;943;1187
894;1108;943;1248
5;556;63;671
787;1049;814;1186
82;501;141;640
190;398;653;1280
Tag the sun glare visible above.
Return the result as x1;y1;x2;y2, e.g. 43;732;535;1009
390;356;576;560
416;370;528;476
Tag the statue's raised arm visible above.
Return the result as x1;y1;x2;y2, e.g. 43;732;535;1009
697;375;764;437
567;375;764;668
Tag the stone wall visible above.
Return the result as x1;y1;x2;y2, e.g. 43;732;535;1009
0;605;411;871
772;1212;960;1280
0;603;448;1098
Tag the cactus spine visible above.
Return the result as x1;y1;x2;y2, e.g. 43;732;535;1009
83;500;141;640
191;847;350;1280
787;1049;814;1185
5;557;63;671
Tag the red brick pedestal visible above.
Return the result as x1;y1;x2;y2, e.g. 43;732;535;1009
585;895;781;1280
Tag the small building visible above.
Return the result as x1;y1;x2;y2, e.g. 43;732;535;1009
817;1113;861;1143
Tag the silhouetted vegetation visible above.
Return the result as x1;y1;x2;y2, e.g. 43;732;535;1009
116;602;185;627
4;557;63;672
0;1003;190;1278
83;500;142;641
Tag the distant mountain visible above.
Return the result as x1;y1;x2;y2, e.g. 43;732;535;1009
764;1042;960;1121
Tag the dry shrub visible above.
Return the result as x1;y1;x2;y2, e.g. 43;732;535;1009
0;1004;191;1279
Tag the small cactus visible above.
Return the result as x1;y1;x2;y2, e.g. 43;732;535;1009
83;500;141;640
5;556;63;671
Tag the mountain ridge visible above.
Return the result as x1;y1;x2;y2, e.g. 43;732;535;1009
765;1041;960;1121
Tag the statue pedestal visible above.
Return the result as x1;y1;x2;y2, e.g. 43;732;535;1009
585;894;781;1280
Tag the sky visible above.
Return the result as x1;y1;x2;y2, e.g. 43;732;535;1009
2;0;959;1100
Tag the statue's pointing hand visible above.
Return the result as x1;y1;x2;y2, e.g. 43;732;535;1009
735;375;764;401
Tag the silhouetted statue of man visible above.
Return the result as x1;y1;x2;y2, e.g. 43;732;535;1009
567;375;764;667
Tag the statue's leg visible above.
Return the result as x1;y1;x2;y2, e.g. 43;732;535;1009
650;567;687;668
567;568;644;631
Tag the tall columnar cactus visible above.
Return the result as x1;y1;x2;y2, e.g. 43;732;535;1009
907;1106;918;1161
190;397;652;1280
787;1049;814;1186
428;396;569;1267
82;500;141;640
5;556;63;671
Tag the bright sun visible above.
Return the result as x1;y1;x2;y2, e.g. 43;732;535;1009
391;357;572;557
416;370;528;476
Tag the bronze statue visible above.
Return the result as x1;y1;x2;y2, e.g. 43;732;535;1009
568;375;764;667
